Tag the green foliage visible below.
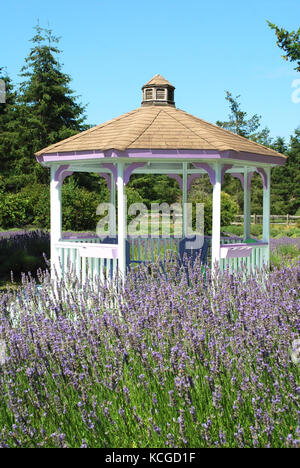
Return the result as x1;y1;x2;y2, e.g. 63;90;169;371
271;128;300;215
220;192;239;227
128;174;180;207
0;188;31;228
0;69;18;185
0;25;89;191
125;186;144;207
216;91;271;143
221;223;300;240
270;244;300;270
0;184;52;229
216;91;299;216
189;190;238;234
61;178;104;231
268;21;300;72
0;180;109;231
125;186;145;224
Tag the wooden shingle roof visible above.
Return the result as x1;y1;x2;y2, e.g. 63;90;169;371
35;104;285;161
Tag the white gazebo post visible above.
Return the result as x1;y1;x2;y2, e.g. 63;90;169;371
243;167;251;241
117;161;126;277
262;167;271;266
182;162;188;237
211;163;222;270
50;165;62;279
110;172;116;236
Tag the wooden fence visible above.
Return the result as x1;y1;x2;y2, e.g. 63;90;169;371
234;214;300;226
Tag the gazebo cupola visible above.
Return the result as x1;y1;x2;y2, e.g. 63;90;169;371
141;74;175;106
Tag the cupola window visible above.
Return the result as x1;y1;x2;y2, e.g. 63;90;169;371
156;88;166;100
145;89;153;100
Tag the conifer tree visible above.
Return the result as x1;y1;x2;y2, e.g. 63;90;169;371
9;25;89;188
0;68;18;189
286;128;300;214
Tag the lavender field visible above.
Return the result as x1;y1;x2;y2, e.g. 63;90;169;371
0;259;299;448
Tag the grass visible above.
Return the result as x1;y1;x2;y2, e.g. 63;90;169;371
222;224;300;239
270;244;300;269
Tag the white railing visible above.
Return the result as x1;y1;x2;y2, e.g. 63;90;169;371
62;235;180;262
128;236;180;264
54;240;118;282
53;235;269;279
55;236;180;280
219;241;268;273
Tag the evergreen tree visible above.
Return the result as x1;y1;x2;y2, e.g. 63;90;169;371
286;128;300;214
7;25;89;189
0;68;18;189
270;130;300;215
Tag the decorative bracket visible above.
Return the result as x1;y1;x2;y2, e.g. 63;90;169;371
256;168;268;190
101;163;118;183
124;163;146;185
231;171;254;191
246;171;254;191
167;173;183;190
100;162;146;187
168;173;206;191
99;172;112;190
187;173;202;191
221;165;233;183
231;172;245;189
169;164;231;190
54;165;73;188
193;163;216;185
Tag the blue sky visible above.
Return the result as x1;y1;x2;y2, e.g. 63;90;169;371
1;0;299;140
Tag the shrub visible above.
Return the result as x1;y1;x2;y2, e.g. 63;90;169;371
0;185;51;229
0;190;31;229
189;191;238;234
61;179;102;231
0;180;109;232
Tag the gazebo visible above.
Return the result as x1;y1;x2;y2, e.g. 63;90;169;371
35;75;286;281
